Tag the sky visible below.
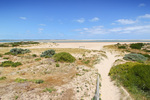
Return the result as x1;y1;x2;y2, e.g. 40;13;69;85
0;0;150;39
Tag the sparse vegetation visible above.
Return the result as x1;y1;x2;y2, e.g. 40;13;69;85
0;61;22;67
54;52;76;63
0;41;39;47
123;53;147;63
43;87;56;93
15;78;44;84
3;57;9;59
0;76;6;80
40;49;55;58
0;54;2;57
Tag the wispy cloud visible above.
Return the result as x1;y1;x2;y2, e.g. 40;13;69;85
89;17;99;22
138;14;150;19
19;17;27;20
75;25;150;35
75;18;85;23
38;28;44;33
116;19;137;24
138;3;146;7
39;24;46;26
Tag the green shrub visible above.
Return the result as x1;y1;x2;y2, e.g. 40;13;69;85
43;87;56;93
35;58;41;61
10;48;31;55
109;62;150;99
3;57;9;59
56;63;60;67
40;49;55;58
0;54;2;57
15;78;44;84
33;79;44;84
82;60;90;64
0;76;6;80
126;64;150;91
32;54;37;57
130;43;144;49
12;62;22;67
0;61;22;67
54;52;76;63
118;45;126;49
4;52;15;55
0;61;14;67
123;53;147;63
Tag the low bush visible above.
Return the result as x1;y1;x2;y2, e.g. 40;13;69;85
10;48;31;55
54;52;76;63
0;61;22;67
130;43;144;49
56;63;60;67
0;76;6;80
109;62;150;99
40;49;55;58
3;57;9;59
32;54;37;57
33;79;44;84
35;58;41;61
0;54;2;57
118;45;126;49
123;53;147;63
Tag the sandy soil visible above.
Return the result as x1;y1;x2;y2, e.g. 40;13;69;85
95;51;121;100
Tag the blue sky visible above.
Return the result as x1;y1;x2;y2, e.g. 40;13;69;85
0;0;150;39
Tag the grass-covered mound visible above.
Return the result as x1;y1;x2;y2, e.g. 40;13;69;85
54;52;76;63
109;62;150;99
40;49;55;58
123;53;147;63
0;61;22;67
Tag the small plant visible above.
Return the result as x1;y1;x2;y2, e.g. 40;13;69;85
15;96;18;100
15;78;27;83
0;61;22;67
35;58;41;61
79;58;82;60
3;57;9;59
40;49;55;58
123;53;147;63
0;54;2;57
56;63;60;67
43;87;56;93
32;54;37;57
33;79;44;84
54;52;76;63
0;76;6;80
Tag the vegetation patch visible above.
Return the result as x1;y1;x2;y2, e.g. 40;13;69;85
35;58;41;61
130;43;144;50
43;87;56;93
0;76;6;80
0;61;22;67
9;48;31;55
40;49;55;58
123;53;147;63
0;41;39;47
15;78;44;84
109;62;150;99
54;52;76;63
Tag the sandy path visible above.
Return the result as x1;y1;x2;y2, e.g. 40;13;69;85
95;51;121;100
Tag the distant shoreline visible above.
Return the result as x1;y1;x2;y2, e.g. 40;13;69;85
0;39;150;43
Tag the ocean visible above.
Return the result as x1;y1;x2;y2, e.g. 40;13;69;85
0;39;150;43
